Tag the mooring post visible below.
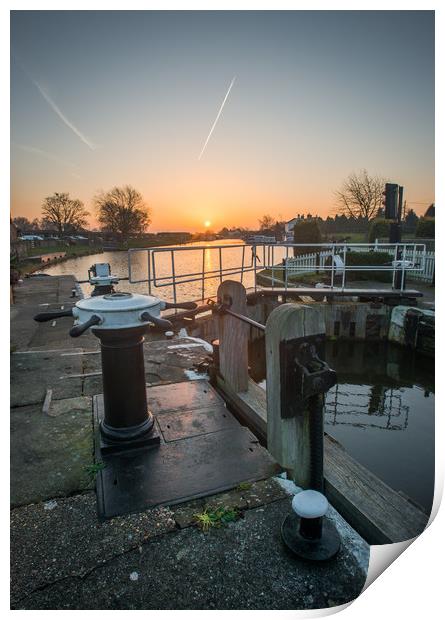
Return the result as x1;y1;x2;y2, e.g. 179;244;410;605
216;280;249;393
265;303;331;489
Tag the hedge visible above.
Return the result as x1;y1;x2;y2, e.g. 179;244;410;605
415;217;434;239
368;219;391;244
326;250;393;282
293;220;322;257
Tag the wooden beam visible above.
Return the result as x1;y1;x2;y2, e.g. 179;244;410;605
216;376;267;440
265;303;325;488
324;437;428;544
216;280;249;393
248;287;422;299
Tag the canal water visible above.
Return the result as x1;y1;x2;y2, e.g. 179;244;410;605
41;239;289;301
250;339;435;514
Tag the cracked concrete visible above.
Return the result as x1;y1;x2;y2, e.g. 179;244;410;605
12;495;368;610
11;398;94;507
10;492;177;605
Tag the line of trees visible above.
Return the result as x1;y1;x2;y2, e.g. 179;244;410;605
13;185;152;242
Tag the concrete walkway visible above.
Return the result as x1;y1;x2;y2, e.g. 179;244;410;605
10;275;369;610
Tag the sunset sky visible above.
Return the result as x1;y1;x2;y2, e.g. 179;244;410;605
11;10;434;232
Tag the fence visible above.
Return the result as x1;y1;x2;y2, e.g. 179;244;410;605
283;244;434;284
373;246;435;283
128;241;431;302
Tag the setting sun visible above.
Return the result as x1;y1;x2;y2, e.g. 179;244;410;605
204;220;211;228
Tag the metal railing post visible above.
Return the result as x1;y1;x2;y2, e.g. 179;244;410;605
201;248;205;301
342;245;347;290
254;244;258;293
240;245;245;285
147;249;152;295
171;250;177;306
392;245;398;289
401;244;406;291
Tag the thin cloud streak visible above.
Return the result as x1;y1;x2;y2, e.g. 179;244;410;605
198;76;236;160
33;80;97;150
13;143;82;179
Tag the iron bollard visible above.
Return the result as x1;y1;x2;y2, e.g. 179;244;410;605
281;489;341;561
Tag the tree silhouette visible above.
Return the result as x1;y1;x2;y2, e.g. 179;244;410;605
424;203;435;218
12;217;31;234
95;185;151;241
41;192;89;236
335;169;386;221
258;214;275;231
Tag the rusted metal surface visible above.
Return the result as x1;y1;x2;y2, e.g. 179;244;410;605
94;382;280;519
157;405;238;442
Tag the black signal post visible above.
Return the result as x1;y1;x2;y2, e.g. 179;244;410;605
383;182;405;290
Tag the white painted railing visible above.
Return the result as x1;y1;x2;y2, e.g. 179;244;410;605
372;247;435;283
284;245;434;284
128;241;430;302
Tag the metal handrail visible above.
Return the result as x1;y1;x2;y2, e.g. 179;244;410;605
127;241;427;301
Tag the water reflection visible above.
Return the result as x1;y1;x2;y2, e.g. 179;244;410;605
325;384;410;431
42;239;287;301
248;337;435;512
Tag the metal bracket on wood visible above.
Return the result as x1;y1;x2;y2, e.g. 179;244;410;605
279;333;336;418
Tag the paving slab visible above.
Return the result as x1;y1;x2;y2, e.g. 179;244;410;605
11;350;84;406
11;277;96;351
11;397;94;507
10;304;41;352
81;338;211;395
12;496;369;610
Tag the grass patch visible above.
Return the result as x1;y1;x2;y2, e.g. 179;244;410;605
28;244;103;257
236;482;253;491
326;232;366;243
193;506;241;532
11;245;104;277
84;462;107;479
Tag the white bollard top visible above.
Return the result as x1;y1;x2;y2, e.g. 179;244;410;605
292;490;328;519
165;331;174;339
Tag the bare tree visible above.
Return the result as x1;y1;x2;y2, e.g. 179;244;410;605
12;217;32;234
31;218;42;231
94;185;151;241
41;192;89;236
335;170;386;221
258;214;275;231
424;203;435;218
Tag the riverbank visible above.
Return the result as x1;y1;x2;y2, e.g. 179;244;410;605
14;235;221;280
12;245;104;279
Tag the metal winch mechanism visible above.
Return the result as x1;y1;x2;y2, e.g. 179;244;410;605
280;333;340;561
88;263;120;296
34;292;197;451
279;335;337;418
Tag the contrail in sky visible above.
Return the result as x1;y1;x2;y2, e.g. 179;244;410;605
198;76;236;160
33;80;97;150
13;143;82;179
12;54;96;150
